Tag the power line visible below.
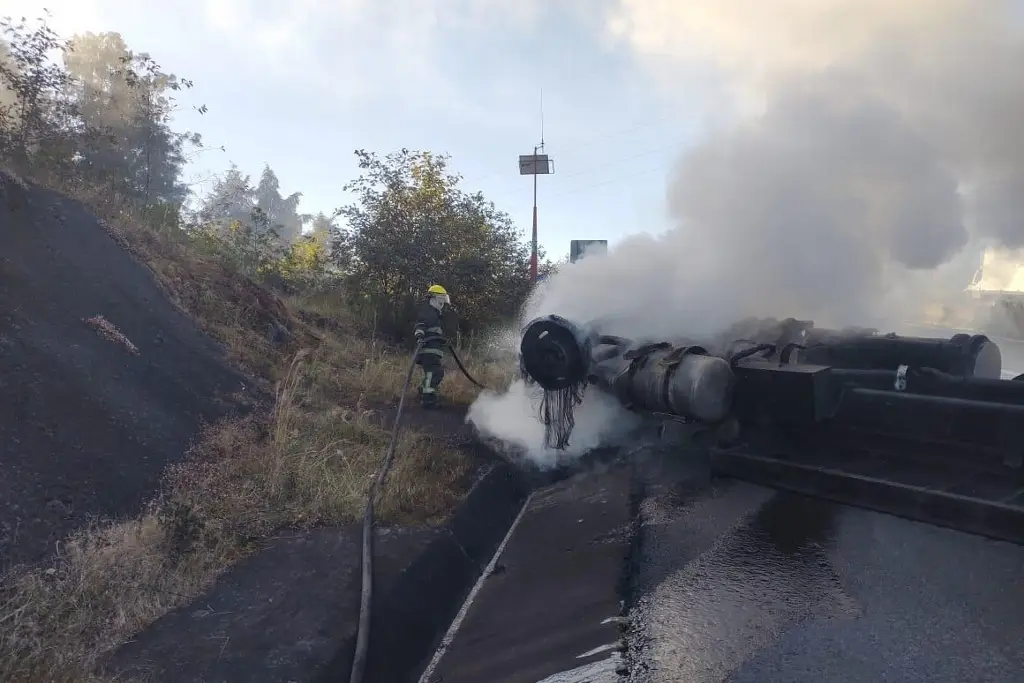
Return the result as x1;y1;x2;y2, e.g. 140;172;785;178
510;135;693;203
557;111;679;152
547;162;674;200
555;140;684;181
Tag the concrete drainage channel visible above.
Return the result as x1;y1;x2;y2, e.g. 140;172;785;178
108;439;647;683
108;455;639;683
337;454;640;683
316;461;535;683
414;459;637;683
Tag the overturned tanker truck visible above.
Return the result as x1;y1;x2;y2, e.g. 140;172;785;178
518;314;1024;545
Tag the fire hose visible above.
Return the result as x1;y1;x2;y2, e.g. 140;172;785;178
347;336;488;683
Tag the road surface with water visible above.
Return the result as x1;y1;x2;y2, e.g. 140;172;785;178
627;469;1024;683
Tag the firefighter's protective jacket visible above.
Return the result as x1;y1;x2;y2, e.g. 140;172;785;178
414;303;445;359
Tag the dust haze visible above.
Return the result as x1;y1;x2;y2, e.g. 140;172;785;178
470;0;1024;464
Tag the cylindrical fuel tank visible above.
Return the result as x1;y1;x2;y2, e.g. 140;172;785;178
602;347;735;422
799;331;1002;379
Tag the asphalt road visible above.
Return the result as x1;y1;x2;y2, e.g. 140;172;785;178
627;474;1024;683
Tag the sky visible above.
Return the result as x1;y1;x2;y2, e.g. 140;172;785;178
8;0;1024;282
1;0;717;260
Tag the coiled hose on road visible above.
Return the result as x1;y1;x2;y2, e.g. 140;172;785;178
347;337;488;683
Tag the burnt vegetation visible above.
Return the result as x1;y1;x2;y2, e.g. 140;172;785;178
0;12;530;682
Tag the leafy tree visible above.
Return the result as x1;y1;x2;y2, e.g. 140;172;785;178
539;254;567;279
275;234;331;290
199;163;257;227
0;16;83;175
198;163;304;247
306;211;337;261
193;167;326;289
334;149;533;338
64;31;200;205
0;16;203;213
0;35;14;106
254;164;303;245
309;211;334;241
189;206;282;278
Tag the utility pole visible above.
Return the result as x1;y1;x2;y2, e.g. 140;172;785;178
519;91;554;284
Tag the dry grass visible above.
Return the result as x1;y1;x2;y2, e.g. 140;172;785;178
0;349;474;683
281;292;518;408
304;329;518;408
0;173;518;682
0;515;238;683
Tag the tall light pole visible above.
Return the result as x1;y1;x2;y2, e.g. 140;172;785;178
519;144;554;284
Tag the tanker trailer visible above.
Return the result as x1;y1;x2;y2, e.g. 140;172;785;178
518;314;1024;545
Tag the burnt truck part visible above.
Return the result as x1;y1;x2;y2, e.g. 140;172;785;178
518;314;1024;545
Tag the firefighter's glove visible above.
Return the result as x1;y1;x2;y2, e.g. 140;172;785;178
414;329;425;341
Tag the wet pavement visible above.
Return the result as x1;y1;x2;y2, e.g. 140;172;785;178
421;444;1024;683
628;468;1024;683
420;467;633;683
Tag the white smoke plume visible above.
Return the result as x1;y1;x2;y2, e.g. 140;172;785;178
470;0;1024;463
467;379;642;469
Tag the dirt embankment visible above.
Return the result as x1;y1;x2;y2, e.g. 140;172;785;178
0;173;256;567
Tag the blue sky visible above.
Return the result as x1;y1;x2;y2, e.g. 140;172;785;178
3;0;717;261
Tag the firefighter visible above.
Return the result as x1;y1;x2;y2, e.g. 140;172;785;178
414;284;450;407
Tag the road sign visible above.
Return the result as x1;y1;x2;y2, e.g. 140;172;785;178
570;240;608;263
518;154;554;175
